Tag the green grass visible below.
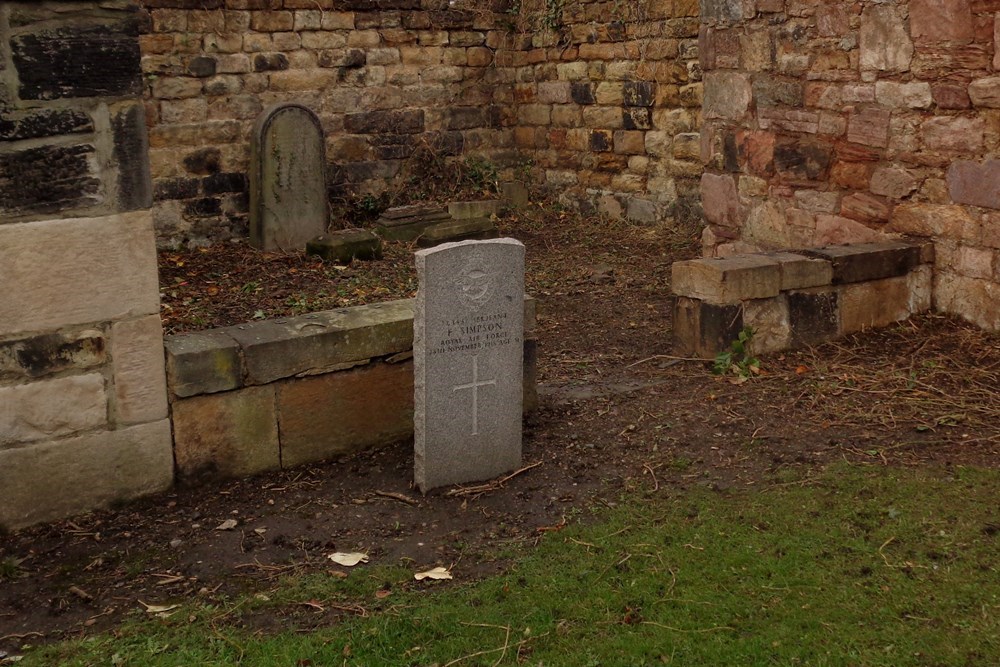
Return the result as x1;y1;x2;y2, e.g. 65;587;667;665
25;464;1000;666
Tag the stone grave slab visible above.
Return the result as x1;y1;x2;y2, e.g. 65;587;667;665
414;238;525;492
306;229;382;263
249;103;328;251
415;218;499;248
375;204;450;241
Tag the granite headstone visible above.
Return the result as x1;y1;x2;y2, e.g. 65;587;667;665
249;103;328;251
414;239;525;492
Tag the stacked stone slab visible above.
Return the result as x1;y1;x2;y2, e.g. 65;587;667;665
0;2;173;530
699;0;1000;331
375;202;499;246
165;298;537;484
672;241;933;358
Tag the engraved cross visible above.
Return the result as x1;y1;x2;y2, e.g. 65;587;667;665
452;355;497;436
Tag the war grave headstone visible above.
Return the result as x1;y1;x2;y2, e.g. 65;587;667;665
249;103;328;251
413;239;525;491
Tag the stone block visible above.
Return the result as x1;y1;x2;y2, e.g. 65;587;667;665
788;289;839;347
0;373;107;447
522;337;539;414
860;5;913;73
840;275;913;333
0;144;100;218
700;172;742;227
743;296;791;354
672;255;782;303
375;207;451;241
278;361;413;468
922;116;984;153
0;419;173;530
947;160;1000;210
0;330;105;381
909;0;973;45
935;272;1000;331
172;386;280;482
306;229;382;264
12;24;141;100
802;242;922;285
888;204;981;241
227;299;415;384
767;252;833;290
703;71;751;119
968;76;1000;108
672;297;744;359
416;218;500;247
110;316;168;426
448;200;500;220
0;212;160;337
164;330;243;398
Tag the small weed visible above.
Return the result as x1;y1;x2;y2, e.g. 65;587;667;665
713;326;760;380
0;556;25;580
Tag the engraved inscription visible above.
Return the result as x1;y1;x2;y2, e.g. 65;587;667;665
429;310;518;356
452;355;496;435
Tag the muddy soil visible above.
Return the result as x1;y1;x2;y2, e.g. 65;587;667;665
2;207;998;653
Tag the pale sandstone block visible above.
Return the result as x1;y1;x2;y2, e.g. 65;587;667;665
0;374;107;446
840;276;912;333
0;419;173;529
935;272;1000;331
111;315;169;426
672;255;782;303
743;296;791;354
172;386;280;482
0;212;160;337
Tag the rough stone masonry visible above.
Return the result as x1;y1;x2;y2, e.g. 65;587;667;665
699;0;999;330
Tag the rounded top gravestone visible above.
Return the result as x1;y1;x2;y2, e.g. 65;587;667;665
249;103;328;252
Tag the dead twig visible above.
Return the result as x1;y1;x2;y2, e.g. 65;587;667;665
627;354;706;369
374;490;420;506
641;621;735;633
445;461;543;498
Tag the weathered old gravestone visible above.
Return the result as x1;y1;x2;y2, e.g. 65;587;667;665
249;103;328;251
414;239;525;492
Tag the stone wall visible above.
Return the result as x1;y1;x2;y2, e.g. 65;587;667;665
672;240;933;357
0;2;173;529
505;0;702;224
165;297;537;483
140;0;514;246
699;0;1000;330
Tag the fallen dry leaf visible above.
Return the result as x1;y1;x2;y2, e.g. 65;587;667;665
327;552;369;567
139;601;180;614
215;519;238;531
414;567;452;581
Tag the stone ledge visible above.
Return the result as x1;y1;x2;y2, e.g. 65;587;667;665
166;296;538;483
165;296;537;398
671;241;931;358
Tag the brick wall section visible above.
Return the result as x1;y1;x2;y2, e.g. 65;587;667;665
699;0;999;330
0;2;173;530
502;0;702;223
140;0;513;246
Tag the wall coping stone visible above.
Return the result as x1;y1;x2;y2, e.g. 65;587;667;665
165;295;536;399
673;241;928;304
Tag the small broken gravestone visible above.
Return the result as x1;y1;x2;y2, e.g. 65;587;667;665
249;103;328;251
414;238;525;492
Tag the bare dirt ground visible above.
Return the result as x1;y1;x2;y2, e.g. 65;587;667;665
2;204;998;653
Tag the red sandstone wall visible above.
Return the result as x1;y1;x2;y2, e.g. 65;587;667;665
699;0;1000;330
